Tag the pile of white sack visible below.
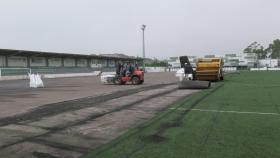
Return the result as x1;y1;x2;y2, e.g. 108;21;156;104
175;68;185;81
29;73;44;88
175;68;193;81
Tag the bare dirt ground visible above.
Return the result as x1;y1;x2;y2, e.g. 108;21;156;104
0;72;176;119
0;72;200;158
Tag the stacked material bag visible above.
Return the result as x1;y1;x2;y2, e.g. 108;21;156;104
175;68;185;81
29;73;44;88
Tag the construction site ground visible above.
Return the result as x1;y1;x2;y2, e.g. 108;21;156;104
0;72;202;158
84;71;280;158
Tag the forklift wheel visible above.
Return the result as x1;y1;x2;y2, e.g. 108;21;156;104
132;76;140;85
114;78;125;85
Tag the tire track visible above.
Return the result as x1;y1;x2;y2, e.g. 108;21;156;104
0;84;178;152
90;83;224;158
0;83;175;127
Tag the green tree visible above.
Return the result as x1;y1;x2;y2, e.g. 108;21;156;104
267;39;280;59
255;46;267;59
243;41;267;59
145;58;168;67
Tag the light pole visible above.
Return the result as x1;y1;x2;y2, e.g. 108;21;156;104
269;48;273;68
141;24;146;71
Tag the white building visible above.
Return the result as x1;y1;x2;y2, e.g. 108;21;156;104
224;53;257;67
167;57;180;68
0;49;141;68
188;56;197;67
258;59;279;68
224;54;239;67
167;56;197;68
243;53;257;67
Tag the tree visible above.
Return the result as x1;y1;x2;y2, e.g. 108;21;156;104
255;46;267;59
145;58;168;67
243;41;267;59
267;39;280;59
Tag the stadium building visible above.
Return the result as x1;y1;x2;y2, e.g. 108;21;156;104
0;48;142;77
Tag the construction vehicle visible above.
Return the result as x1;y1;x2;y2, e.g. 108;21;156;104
196;58;224;81
101;65;144;85
176;56;223;89
114;70;144;85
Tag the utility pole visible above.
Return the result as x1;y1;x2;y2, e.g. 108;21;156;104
141;24;146;71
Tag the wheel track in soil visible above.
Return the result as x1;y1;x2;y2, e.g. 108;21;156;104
95;83;225;158
0;83;178;153
0;83;176;127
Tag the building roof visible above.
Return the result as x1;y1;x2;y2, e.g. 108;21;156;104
0;48;142;61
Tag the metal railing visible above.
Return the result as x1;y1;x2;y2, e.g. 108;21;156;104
0;67;117;77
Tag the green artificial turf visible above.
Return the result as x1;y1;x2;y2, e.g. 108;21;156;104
84;71;280;158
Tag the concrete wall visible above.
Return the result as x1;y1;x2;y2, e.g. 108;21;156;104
48;58;62;67
0;56;5;67
64;58;75;67
8;56;27;67
30;57;46;67
145;67;166;72
77;59;87;67
259;59;278;68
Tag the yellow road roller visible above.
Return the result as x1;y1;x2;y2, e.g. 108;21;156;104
196;58;224;81
176;56;224;89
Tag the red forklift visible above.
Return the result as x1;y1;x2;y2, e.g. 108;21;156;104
101;63;144;85
113;69;144;85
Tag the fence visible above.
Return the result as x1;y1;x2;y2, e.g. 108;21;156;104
223;67;237;72
0;68;31;77
145;67;181;72
0;67;113;80
250;67;280;71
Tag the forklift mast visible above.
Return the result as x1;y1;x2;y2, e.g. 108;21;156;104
179;56;191;68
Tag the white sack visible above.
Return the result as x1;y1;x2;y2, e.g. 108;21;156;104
29;73;44;88
35;74;44;88
29;74;36;88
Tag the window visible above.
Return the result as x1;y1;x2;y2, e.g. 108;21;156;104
9;57;26;62
31;58;43;64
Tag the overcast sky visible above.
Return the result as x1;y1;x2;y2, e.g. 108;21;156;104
0;0;279;59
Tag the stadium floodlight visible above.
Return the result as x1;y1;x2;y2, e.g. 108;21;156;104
141;24;146;71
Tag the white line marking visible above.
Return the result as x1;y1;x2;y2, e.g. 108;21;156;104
169;108;280;116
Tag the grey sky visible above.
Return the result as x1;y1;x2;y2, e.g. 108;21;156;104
0;0;279;59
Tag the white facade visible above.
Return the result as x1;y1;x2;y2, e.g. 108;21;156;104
224;54;238;67
243;53;257;67
258;59;279;68
188;56;197;67
167;56;197;68
168;57;180;68
224;53;257;67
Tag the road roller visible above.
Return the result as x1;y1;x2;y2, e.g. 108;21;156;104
176;56;223;89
